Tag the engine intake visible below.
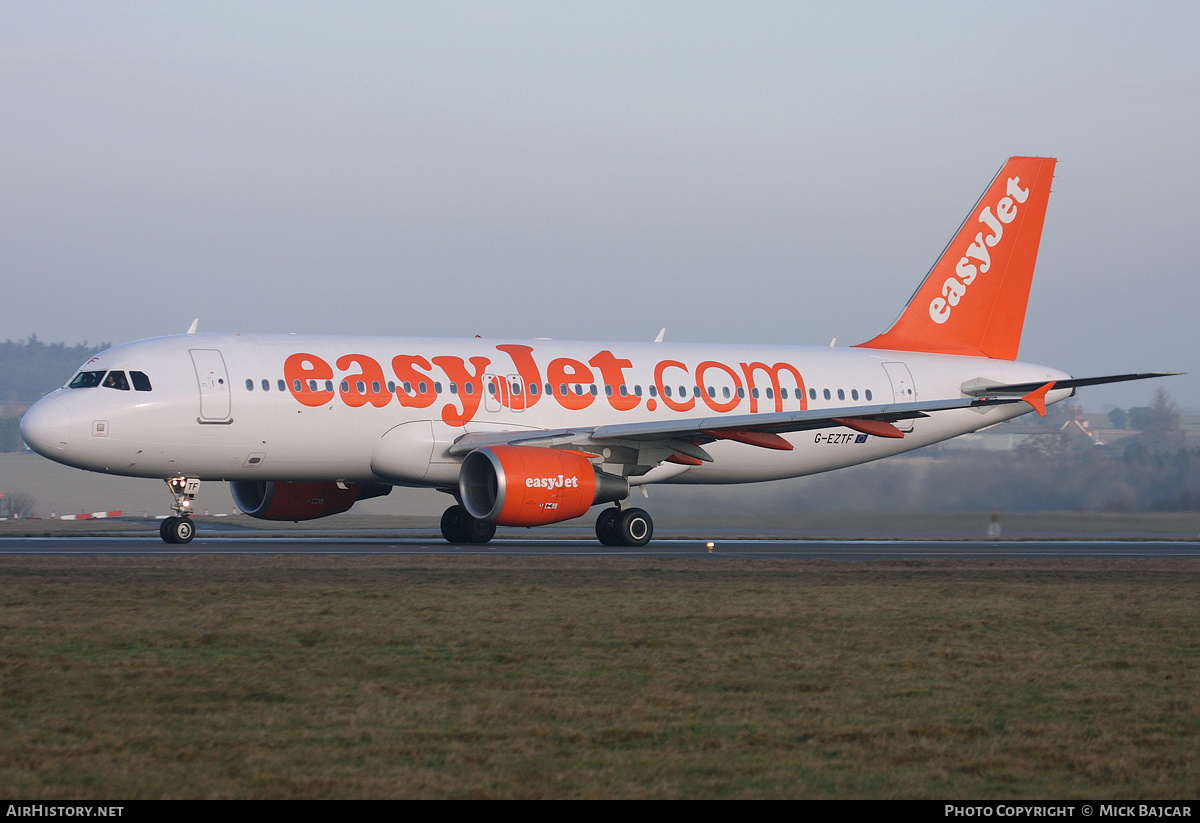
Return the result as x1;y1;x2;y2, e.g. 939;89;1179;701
460;445;628;526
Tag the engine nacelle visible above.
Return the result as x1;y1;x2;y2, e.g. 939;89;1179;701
460;445;628;526
230;480;391;521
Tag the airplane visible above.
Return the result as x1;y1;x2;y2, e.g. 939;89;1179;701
19;157;1172;546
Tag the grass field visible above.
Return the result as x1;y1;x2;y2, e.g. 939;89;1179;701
1;556;1198;798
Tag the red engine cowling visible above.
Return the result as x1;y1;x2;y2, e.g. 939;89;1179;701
460;445;628;526
230;480;391;521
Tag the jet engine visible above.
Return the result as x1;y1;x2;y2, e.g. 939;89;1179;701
230;480;392;521
459;445;628;526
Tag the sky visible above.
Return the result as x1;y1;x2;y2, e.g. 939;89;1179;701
2;1;1197;411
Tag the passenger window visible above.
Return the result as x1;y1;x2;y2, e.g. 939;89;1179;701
589;385;597;396
664;385;672;398
766;388;774;400
103;371;130;391
737;387;745;399
325;381;333;393
649;385;657;398
865;389;873;401
450;382;458;395
838;389;845;400
823;389;831;400
634;385;642;397
357;380;366;393
387;381;396;393
278;379;286;392
529;383;539;396
809;388;817;400
559;384;567;396
341;381;350;392
464;383;474;395
131;371;153;392
261;379;269;391
293;379;302;392
374;381;382;393
852;389;859;400
246;379;254;391
781;388;788;400
751;388;760;399
722;387;730;399
435;382;443;394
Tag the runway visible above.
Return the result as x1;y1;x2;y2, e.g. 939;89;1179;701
3;535;1200;560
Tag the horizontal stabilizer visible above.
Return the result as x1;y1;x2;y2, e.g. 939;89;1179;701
960;372;1180;397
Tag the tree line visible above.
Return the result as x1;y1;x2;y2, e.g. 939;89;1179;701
0;336;109;405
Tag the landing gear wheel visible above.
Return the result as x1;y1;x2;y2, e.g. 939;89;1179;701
465;517;496;544
440;505;469;543
440;505;495;545
160;516;195;545
596;507;621;546
617;508;653;547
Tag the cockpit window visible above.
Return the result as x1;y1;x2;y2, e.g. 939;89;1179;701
130;371;152;392
103;371;130;391
68;370;106;389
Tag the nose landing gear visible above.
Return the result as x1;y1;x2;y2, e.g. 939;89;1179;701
160;477;200;544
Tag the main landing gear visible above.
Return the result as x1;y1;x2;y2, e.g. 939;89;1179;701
437;504;655;547
440;504;497;544
595;506;654;547
161;476;200;544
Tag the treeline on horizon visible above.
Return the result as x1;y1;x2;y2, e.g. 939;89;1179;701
0;336;109;405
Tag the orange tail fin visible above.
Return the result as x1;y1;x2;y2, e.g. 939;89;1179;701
857;157;1057;360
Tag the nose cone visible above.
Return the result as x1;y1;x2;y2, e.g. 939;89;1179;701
20;395;73;459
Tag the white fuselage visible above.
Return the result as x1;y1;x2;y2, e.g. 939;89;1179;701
20;333;1071;488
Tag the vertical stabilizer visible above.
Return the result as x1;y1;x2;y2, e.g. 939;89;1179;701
856;157;1056;360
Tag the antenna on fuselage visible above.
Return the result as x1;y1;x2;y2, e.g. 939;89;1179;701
186;319;199;334
654;328;665;343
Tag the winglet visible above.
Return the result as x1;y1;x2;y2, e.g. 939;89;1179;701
857;157;1057;360
1022;382;1055;417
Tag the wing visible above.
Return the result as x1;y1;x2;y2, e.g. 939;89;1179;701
445;372;1178;473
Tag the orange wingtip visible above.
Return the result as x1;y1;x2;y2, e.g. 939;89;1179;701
1021;382;1055;417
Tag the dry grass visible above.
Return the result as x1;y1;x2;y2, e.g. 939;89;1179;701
0;556;1198;798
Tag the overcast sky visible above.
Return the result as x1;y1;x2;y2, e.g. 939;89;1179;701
2;1;1197;411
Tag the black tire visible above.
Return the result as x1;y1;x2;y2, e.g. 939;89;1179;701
160;517;177;544
465;517;496;544
595;507;621;546
617;508;653;547
166;516;195;545
440;505;469;544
